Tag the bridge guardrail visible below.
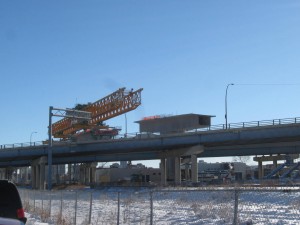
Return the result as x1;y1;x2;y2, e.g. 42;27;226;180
0;141;45;150
2;117;300;150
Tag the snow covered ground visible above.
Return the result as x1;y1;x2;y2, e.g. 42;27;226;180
19;186;300;225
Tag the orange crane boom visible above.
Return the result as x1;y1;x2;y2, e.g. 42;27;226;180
52;87;143;138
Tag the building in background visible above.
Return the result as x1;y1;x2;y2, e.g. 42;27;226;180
95;162;161;185
198;160;249;183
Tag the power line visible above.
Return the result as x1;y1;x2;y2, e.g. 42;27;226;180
235;83;300;86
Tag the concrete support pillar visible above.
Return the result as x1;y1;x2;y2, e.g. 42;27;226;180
273;159;278;177
258;161;264;179
0;169;4;179
273;160;278;169
160;158;167;186
31;166;36;189
25;167;29;185
5;167;14;180
85;167;90;184
90;167;94;184
39;163;46;190
31;156;47;189
89;163;97;185
184;164;190;181
174;156;181;185
55;165;60;185
166;157;175;183
35;165;40;189
191;154;198;183
80;164;85;184
68;164;72;183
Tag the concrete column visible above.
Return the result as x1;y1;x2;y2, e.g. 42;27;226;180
35;165;40;189
160;158;167;186
174;156;181;185
80;165;85;184
31;166;36;189
5;167;14;180
273;159;278;169
90;167;94;184
55;165;60;185
39;163;46;190
85;167;89;184
185;164;190;181
31;157;47;189
273;159;278;177
191;154;198;183
68;164;72;183
258;161;263;179
90;163;97;185
166;157;175;182
0;169;4;179
25;167;29;185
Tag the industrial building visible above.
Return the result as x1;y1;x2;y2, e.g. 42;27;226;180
198;160;248;183
95;164;161;185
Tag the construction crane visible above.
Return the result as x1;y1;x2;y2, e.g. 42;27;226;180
52;87;143;139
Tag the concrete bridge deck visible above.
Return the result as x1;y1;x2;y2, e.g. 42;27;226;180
1;117;300;167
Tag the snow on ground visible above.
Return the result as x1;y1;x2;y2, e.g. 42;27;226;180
20;186;300;225
25;213;50;225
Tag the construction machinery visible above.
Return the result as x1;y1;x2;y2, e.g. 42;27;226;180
51;87;143;141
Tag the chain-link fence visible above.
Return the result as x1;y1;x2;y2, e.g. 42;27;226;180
19;187;300;225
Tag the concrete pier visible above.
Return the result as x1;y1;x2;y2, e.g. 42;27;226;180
31;156;47;190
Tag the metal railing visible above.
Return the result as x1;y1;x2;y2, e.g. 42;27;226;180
2;117;300;150
196;117;300;131
0;141;45;150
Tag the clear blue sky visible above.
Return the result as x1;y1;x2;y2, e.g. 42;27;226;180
1;1;300;166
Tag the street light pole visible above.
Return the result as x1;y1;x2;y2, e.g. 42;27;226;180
30;131;37;146
225;83;234;129
48;106;53;190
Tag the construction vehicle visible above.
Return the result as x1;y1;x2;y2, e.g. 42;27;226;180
51;87;143;141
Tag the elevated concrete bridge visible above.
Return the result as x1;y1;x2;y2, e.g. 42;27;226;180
1;117;300;188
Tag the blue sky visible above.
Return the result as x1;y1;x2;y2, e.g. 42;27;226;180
1;1;300;166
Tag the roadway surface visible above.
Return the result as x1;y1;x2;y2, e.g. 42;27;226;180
1;117;300;167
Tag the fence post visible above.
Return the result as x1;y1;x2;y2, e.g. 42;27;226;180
150;191;153;225
74;191;78;225
33;190;36;212
41;191;44;212
49;192;52;220
60;191;63;216
88;192;93;224
233;189;239;225
117;192;120;225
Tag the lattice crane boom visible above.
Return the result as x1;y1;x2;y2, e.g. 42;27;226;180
52;87;143;138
